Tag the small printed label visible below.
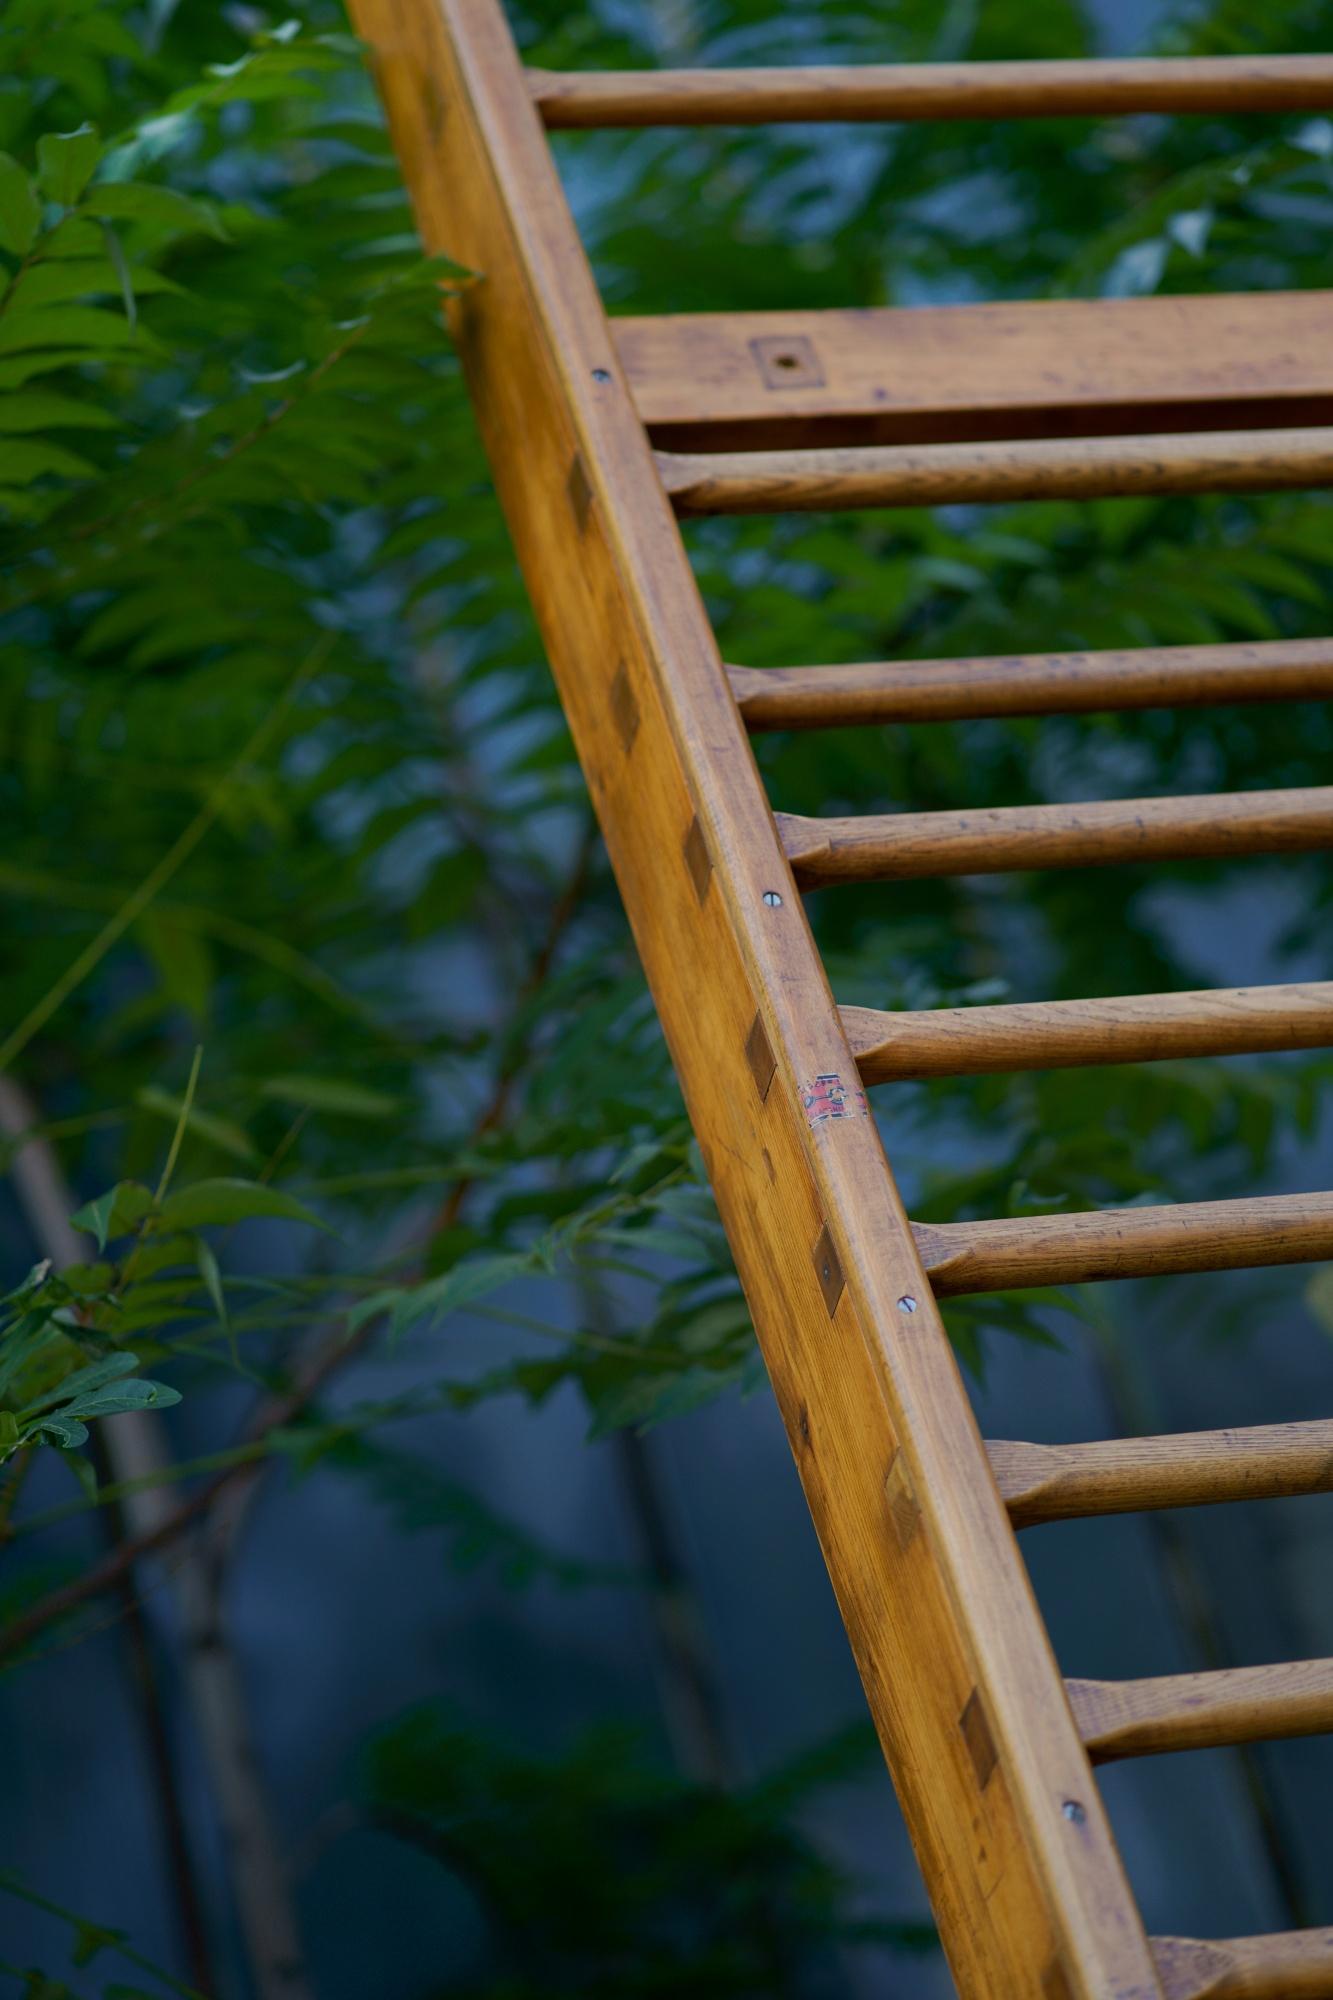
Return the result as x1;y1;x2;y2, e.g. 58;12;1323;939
801;1073;867;1124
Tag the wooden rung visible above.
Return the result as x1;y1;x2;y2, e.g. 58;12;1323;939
989;1422;1333;1529
777;788;1333;887
618;296;1333;453
1153;1928;1333;2000
658;428;1333;515
531;56;1333;128
1068;1659;1333;1762
841;983;1333;1081
912;1192;1333;1296
727;639;1333;731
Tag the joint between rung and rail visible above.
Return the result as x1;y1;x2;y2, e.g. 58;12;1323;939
1068;1658;1333;1762
840;983;1333;1081
988;1422;1333;1528
726;639;1333;731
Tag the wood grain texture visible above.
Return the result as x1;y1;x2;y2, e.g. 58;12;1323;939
841;983;1333;1081
658;428;1333;514
1068;1660;1333;1762
1153;1928;1333;2000
727;639;1333;730
352;3;1164;1993
914;1192;1333;1296
988;1423;1333;1529
617;296;1333;452
531;55;1333;126
778;789;1333;886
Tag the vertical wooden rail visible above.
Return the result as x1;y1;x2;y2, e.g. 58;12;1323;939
350;4;1165;1993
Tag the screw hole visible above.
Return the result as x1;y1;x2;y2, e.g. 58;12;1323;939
774;353;799;369
591;367;611;383
1061;1799;1086;1824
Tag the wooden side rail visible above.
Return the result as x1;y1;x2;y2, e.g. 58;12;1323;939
1068;1660;1333;1762
531;55;1333;127
840;984;1333;1081
354;3;1168;1992
617;296;1333;453
1153;1929;1333;2000
913;1193;1333;1295
988;1423;1333;1528
778;789;1333;886
658;428;1333;514
727;639;1333;731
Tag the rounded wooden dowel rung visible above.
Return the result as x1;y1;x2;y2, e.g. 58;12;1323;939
530;56;1333;128
658;428;1333;514
841;984;1333;1081
727;639;1333;732
1068;1659;1333;1762
778;788;1333;887
988;1422;1333;1528
1153;1928;1333;2000
912;1191;1333;1296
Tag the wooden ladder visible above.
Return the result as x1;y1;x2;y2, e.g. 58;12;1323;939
352;6;1333;1992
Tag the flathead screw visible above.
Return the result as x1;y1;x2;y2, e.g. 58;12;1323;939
762;890;783;907
591;367;612;383
1061;1800;1086;1824
897;1295;918;1314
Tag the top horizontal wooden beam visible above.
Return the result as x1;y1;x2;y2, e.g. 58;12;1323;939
615;295;1333;452
531;56;1333;127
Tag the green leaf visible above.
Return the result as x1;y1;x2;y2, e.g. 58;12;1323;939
0;390;118;432
0;304;148;355
157;1177;324;1232
260;1074;400;1118
31;1412;89;1450
36;124;102;206
82;181;224;240
195;1235;231;1358
0;1410;20;1456
0;152;41;256
70;1181;154;1252
137;1086;255;1163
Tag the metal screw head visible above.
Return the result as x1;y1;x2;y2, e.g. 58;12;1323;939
897;1295;917;1314
591;367;612;383
762;890;783;907
1061;1799;1086;1824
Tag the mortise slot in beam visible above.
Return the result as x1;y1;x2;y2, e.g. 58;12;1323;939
530;56;1333;128
840;983;1333;1081
726;639;1333;731
913;1192;1333;1296
1068;1659;1333;1762
988;1422;1333;1529
777;788;1333;887
1152;1927;1333;2000
657;427;1333;514
615;296;1333;453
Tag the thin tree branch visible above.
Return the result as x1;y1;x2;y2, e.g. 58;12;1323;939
0;1079;313;2000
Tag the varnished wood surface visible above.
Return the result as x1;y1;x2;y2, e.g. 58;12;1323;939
659;427;1333;514
1068;1660;1333;1762
841;983;1333;1081
617;296;1333;452
914;1192;1333;1295
778;788;1333;886
531;55;1333;127
354;2;1164;1993
988;1423;1333;1529
1153;1928;1333;2000
728;639;1333;731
